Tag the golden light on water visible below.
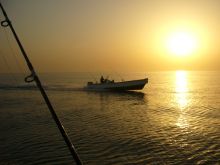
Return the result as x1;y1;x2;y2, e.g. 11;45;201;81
175;71;189;128
175;71;188;108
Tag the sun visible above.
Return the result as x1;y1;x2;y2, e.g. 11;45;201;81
166;31;198;57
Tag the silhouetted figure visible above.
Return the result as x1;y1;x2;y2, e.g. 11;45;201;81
100;76;104;83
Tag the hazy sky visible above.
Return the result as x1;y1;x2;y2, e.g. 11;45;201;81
0;0;220;73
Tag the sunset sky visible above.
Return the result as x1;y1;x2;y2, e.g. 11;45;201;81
0;0;220;73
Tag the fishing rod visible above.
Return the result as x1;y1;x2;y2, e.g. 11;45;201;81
0;3;83;165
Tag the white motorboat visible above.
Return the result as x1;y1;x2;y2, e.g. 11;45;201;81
85;78;148;91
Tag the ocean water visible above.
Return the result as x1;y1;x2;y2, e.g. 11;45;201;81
0;71;219;165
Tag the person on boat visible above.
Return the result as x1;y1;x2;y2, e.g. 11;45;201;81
100;76;104;83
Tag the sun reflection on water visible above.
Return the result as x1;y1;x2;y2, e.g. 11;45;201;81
175;71;189;128
176;71;188;108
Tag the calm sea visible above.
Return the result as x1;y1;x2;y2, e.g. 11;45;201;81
0;71;219;165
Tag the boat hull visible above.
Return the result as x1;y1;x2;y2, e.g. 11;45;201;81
85;78;148;91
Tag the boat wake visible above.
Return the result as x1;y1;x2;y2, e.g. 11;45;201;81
0;84;85;91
